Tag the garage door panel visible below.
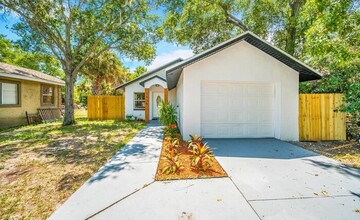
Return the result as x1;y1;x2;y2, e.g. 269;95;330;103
202;96;219;109
246;86;261;96
217;124;231;137
247;112;259;123
245;124;260;137
229;99;245;109
230;85;245;96
217;112;230;123
260;97;274;109
261;86;274;95
201;124;217;137
202;110;217;123
261;124;275;136
201;82;275;138
246;98;260;109
260;112;274;123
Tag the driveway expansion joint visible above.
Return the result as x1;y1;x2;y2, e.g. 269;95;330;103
86;181;156;220
227;175;262;220
248;194;359;202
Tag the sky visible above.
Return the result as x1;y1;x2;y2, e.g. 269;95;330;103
0;13;194;72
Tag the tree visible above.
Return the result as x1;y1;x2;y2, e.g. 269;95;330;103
158;0;310;55
159;0;360;118
299;0;360;116
0;0;159;125
81;50;129;95
0;35;64;78
130;66;147;80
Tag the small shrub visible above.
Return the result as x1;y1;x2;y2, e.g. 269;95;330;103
165;124;179;136
188;137;214;171
161;154;183;174
188;134;204;146
158;101;177;126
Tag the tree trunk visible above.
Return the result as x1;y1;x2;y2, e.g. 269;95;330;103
285;0;306;56
63;72;76;125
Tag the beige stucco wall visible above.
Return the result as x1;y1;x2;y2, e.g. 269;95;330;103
0;77;61;129
180;41;299;141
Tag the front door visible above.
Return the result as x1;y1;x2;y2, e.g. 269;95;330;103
152;92;164;119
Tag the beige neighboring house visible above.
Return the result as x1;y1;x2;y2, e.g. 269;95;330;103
0;62;65;129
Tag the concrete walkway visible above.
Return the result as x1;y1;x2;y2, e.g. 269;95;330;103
50;121;164;220
50;123;360;220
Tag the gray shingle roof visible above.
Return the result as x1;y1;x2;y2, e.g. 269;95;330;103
0;62;65;85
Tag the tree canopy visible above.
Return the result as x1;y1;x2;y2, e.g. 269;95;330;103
0;0;161;125
159;0;360;116
80;50;129;95
0;35;64;78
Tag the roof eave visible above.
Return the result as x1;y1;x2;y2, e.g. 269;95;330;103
139;75;166;87
116;58;183;90
0;72;65;86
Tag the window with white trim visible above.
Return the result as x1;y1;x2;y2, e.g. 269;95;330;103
0;81;20;106
134;92;145;110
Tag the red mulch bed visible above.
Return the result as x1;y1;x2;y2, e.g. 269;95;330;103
155;136;228;181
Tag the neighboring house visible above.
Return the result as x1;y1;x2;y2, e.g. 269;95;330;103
0;62;65;128
116;31;321;141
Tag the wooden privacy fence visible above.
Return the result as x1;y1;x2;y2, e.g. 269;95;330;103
299;94;346;141
87;95;125;120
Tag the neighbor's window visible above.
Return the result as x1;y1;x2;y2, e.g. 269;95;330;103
41;84;55;105
134;92;145;110
0;81;20;106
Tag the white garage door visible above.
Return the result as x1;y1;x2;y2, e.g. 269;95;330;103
201;82;275;138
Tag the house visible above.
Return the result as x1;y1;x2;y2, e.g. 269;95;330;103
116;31;321;141
0;62;65;128
116;58;183;120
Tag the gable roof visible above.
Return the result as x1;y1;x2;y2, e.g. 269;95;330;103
116;58;183;90
166;31;322;90
0;62;65;86
139;75;166;87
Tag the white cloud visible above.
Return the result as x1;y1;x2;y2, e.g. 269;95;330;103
147;49;194;70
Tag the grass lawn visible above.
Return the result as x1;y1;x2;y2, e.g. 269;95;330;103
292;141;360;169
0;110;145;219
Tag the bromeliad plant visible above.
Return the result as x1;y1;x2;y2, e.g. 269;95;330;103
162;142;183;174
162;136;183;174
161;154;183;174
188;135;214;171
189;134;204;145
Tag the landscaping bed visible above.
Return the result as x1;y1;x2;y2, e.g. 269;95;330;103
0;110;145;219
156;134;227;181
291;140;360;169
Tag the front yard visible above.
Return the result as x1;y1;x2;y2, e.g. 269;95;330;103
0;110;145;219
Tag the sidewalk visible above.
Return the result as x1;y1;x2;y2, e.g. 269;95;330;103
49;121;164;220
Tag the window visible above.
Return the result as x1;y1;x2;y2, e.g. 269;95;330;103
0;80;20;106
41;84;55;105
134;92;145;110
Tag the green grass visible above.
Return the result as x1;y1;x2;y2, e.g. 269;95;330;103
0;110;146;219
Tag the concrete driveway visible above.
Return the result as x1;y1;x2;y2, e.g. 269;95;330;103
50;122;360;220
207;138;360;219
